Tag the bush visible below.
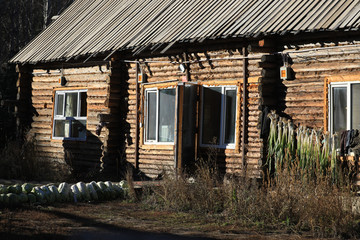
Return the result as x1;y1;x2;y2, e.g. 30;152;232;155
0;136;71;181
141;161;360;238
143;157;226;214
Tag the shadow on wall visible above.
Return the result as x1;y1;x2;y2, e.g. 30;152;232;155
277;53;294;120
62;127;104;181
62;124;132;182
61;61;152;181
107;61;152;181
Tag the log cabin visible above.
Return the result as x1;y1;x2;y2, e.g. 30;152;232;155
9;0;360;181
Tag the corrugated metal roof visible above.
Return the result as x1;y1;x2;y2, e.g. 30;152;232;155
10;0;360;64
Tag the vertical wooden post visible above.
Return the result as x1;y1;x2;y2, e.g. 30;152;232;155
242;47;248;174
135;62;139;170
324;78;329;132
175;84;184;171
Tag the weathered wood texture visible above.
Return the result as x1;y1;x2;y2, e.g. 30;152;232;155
30;65;111;172
26;50;264;179
282;42;360;129
123;50;263;179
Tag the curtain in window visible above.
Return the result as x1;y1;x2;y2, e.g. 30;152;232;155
158;89;175;142
333;87;347;133
224;89;236;144
65;92;78;117
146;91;157;141
56;94;64;116
352;84;360;130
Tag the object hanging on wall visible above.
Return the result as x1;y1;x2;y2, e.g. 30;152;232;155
59;68;67;86
280;53;293;80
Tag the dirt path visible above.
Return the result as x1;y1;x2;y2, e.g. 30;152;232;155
0;201;318;240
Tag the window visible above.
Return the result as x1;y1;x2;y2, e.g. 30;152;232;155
145;88;176;143
53;89;87;140
201;86;237;148
329;82;360;134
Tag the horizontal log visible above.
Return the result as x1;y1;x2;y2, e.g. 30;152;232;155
285;95;322;102
32;82;107;89
290;113;323;120
138;164;174;171
284;107;323;115
139;154;174;160
139;150;174;156
139;159;174;165
31;122;52;129
285;101;323;107
137;167;164;175
292;62;360;73
247;152;261;158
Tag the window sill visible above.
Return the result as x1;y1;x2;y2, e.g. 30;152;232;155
141;144;174;150
52;137;87;142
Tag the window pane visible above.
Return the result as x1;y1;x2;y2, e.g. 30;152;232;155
54;120;70;138
146;92;157;141
333;87;347;133
158;89;175;142
351;84;360;130
202;87;222;145
71;120;86;138
224;89;236;144
55;94;64;116
65;92;78;117
80;92;87;117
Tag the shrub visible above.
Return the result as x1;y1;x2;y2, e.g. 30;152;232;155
143;157;226;214
141;160;360;238
0;136;71;181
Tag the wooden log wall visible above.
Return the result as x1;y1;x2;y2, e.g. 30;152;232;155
124;58;181;179
29;64;111;172
15;64;33;137
190;50;263;178
280;42;360;186
122;50;264;179
281;42;360;129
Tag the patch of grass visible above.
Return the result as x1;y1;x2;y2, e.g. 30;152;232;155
0;136;71;181
141;158;360;238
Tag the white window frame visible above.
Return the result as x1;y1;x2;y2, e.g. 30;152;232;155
200;85;237;149
52;89;87;141
329;81;360;135
144;87;176;144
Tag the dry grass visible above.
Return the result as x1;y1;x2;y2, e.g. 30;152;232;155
0;136;71;181
141;160;360;238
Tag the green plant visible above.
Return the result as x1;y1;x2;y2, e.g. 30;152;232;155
266;112;346;184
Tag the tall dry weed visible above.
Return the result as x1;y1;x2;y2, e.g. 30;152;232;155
142;159;359;238
145;156;226;214
224;165;359;237
0;136;71;181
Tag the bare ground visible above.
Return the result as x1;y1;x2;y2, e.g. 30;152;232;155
0;201;328;240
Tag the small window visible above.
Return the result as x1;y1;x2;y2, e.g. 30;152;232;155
201;86;237;148
53;89;87;140
329;82;360;135
144;88;176;143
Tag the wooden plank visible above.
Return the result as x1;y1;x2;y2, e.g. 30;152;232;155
141;144;174;150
